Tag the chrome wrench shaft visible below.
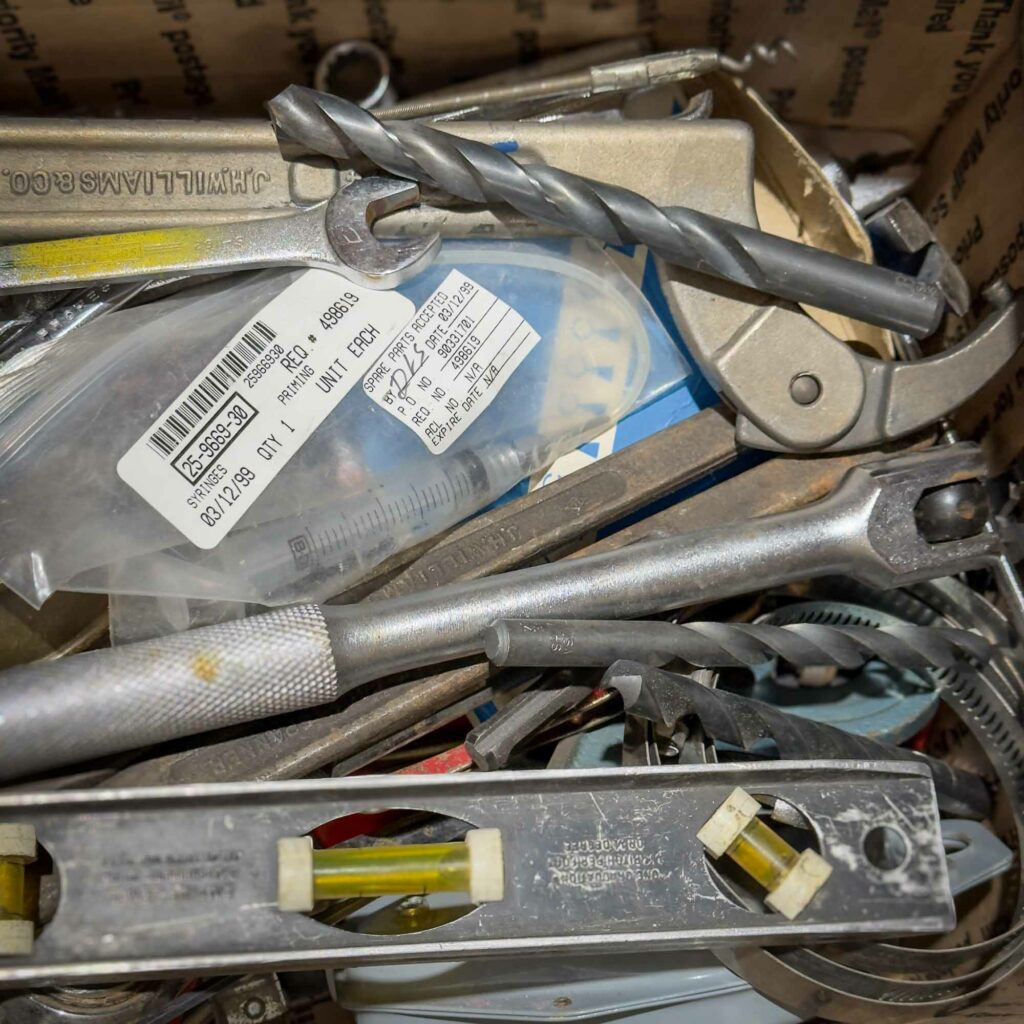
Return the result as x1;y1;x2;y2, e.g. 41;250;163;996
0;444;1002;781
0;177;438;293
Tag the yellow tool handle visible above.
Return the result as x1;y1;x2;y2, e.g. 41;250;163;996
0;216;311;294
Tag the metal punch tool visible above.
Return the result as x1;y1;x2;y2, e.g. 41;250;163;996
0;176;439;292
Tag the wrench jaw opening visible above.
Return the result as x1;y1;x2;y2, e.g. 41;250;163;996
324;176;441;289
857;444;1001;587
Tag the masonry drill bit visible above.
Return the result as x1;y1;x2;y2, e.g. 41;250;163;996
267;85;946;338
484;618;994;671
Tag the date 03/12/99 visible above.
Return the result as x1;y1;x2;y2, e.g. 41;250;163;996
195;466;256;527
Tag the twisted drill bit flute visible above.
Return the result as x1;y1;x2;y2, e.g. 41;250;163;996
601;661;992;820
267;85;945;338
483;618;994;671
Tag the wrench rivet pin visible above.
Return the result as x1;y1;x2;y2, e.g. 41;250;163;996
789;373;822;406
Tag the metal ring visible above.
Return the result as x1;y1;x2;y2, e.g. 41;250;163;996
715;576;1024;1020
314;40;395;110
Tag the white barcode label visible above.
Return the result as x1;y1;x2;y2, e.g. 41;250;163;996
362;270;541;453
117;271;414;549
144;320;276;461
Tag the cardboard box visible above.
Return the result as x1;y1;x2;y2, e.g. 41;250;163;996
0;0;1018;147
0;6;1022;1017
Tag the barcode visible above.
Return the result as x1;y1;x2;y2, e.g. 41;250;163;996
146;321;276;458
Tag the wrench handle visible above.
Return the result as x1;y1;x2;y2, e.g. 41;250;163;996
0;213;324;294
0;605;339;782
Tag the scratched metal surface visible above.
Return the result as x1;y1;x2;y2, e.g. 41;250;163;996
0;761;951;985
0;119;751;244
0;118;348;240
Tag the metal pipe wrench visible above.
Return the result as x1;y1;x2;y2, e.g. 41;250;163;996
267;89;1024;454
264;93;1023;455
662;273;1023;454
0;443;1005;782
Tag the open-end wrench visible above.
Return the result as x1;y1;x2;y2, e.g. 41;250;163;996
0;117;746;242
0;176;439;293
0;443;1005;782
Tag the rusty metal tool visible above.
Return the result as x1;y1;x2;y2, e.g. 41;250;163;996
100;409;736;787
464;672;599;770
13;442;892;789
102;664;493;789
367;406;738;599
86;443;888;789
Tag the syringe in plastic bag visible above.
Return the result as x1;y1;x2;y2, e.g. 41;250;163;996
207;440;534;604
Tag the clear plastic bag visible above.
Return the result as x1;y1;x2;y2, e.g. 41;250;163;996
0;238;689;608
